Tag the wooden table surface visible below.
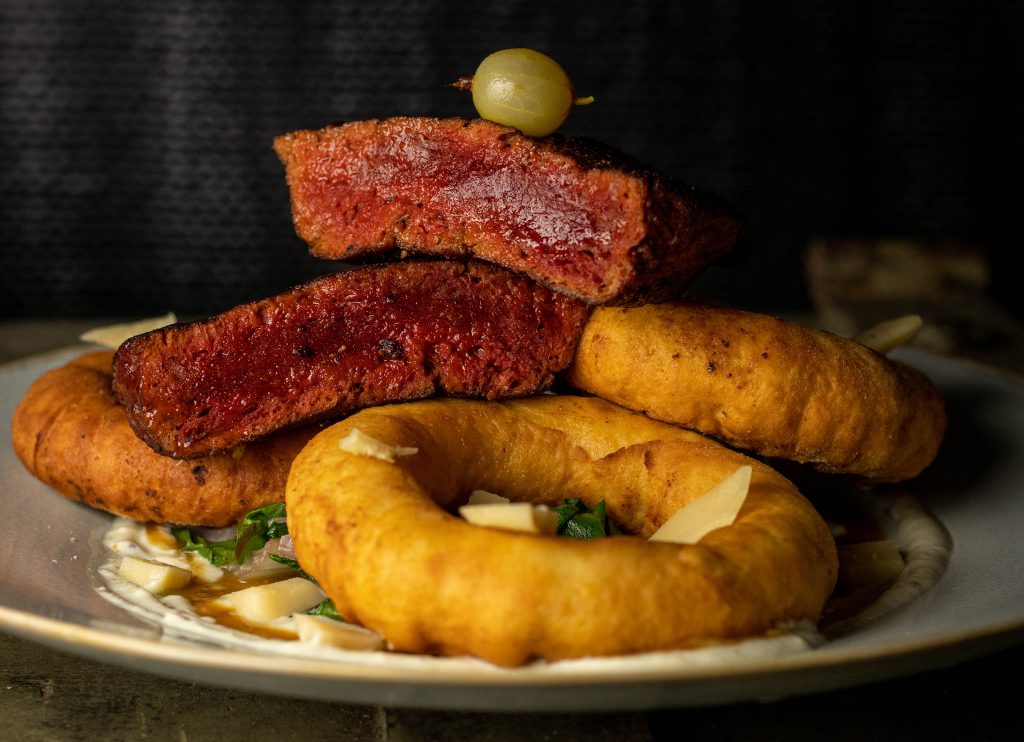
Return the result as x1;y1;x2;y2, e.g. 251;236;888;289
2;320;1022;741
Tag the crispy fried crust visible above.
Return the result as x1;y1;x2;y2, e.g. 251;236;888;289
565;303;947;482
11;352;312;526
286;396;838;666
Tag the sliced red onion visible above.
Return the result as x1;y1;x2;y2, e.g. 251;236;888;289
236;537;294;579
276;533;295;558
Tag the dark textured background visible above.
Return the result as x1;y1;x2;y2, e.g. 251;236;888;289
1;0;1019;319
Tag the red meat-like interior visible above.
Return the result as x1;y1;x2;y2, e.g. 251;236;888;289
113;261;590;457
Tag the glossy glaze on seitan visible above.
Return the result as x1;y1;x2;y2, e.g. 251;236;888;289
274;117;742;304
112;261;591;458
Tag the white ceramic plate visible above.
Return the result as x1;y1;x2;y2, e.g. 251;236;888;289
1;346;1022;711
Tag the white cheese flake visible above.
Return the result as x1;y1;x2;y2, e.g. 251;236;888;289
212;577;325;624
855;314;924;354
649;465;752;545
338;429;418;462
116;556;192;594
79;313;178;349
292;614;385;651
459;501;559;535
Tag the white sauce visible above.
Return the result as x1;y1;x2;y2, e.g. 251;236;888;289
92;490;952;673
824;492;953;637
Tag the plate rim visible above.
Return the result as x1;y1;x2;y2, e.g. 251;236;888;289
2;343;1024;709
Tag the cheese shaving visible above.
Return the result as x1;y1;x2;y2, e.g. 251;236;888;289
459;501;559;535
338;429;418;462
649;466;751;544
855;314;924;354
79;313;178;349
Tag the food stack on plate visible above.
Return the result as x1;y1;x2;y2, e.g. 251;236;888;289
11;49;946;666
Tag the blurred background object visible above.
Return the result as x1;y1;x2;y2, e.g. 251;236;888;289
1;0;1020;326
807;237;1024;372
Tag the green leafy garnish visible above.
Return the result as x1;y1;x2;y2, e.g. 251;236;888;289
171;527;237;566
553;498;585;530
308;598;344;621
173;502;344;622
233;502;289;563
268;553;316;582
553;499;609;539
173;502;289;566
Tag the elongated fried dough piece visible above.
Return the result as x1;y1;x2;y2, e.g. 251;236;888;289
113;261;590;458
11;352;310;526
565;303;947;482
286;396;837;666
274;117;741;304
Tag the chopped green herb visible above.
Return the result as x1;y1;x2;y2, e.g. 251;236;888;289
562;512;606;539
553;498;584;530
553;499;609;539
307;598;344;621
268;553;316;583
172;503;343;622
173;502;290;567
171;527;237;566
234;502;289;563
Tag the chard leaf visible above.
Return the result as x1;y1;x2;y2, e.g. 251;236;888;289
553;499;584;530
555;499;609;540
268;553;316;583
241;502;288;524
308;598;345;622
172;528;236;566
173;502;291;567
234;502;289;563
562;512;607;539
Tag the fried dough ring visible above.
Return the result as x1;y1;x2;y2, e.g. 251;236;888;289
286;395;837;666
11;352;312;525
566;303;947;482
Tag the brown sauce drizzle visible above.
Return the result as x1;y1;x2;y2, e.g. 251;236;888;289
153;478;904;646
144;524;179;551
168;568;300;641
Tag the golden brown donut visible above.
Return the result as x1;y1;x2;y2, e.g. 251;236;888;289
11;352;313;525
565;303;947;482
286;395;837;666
